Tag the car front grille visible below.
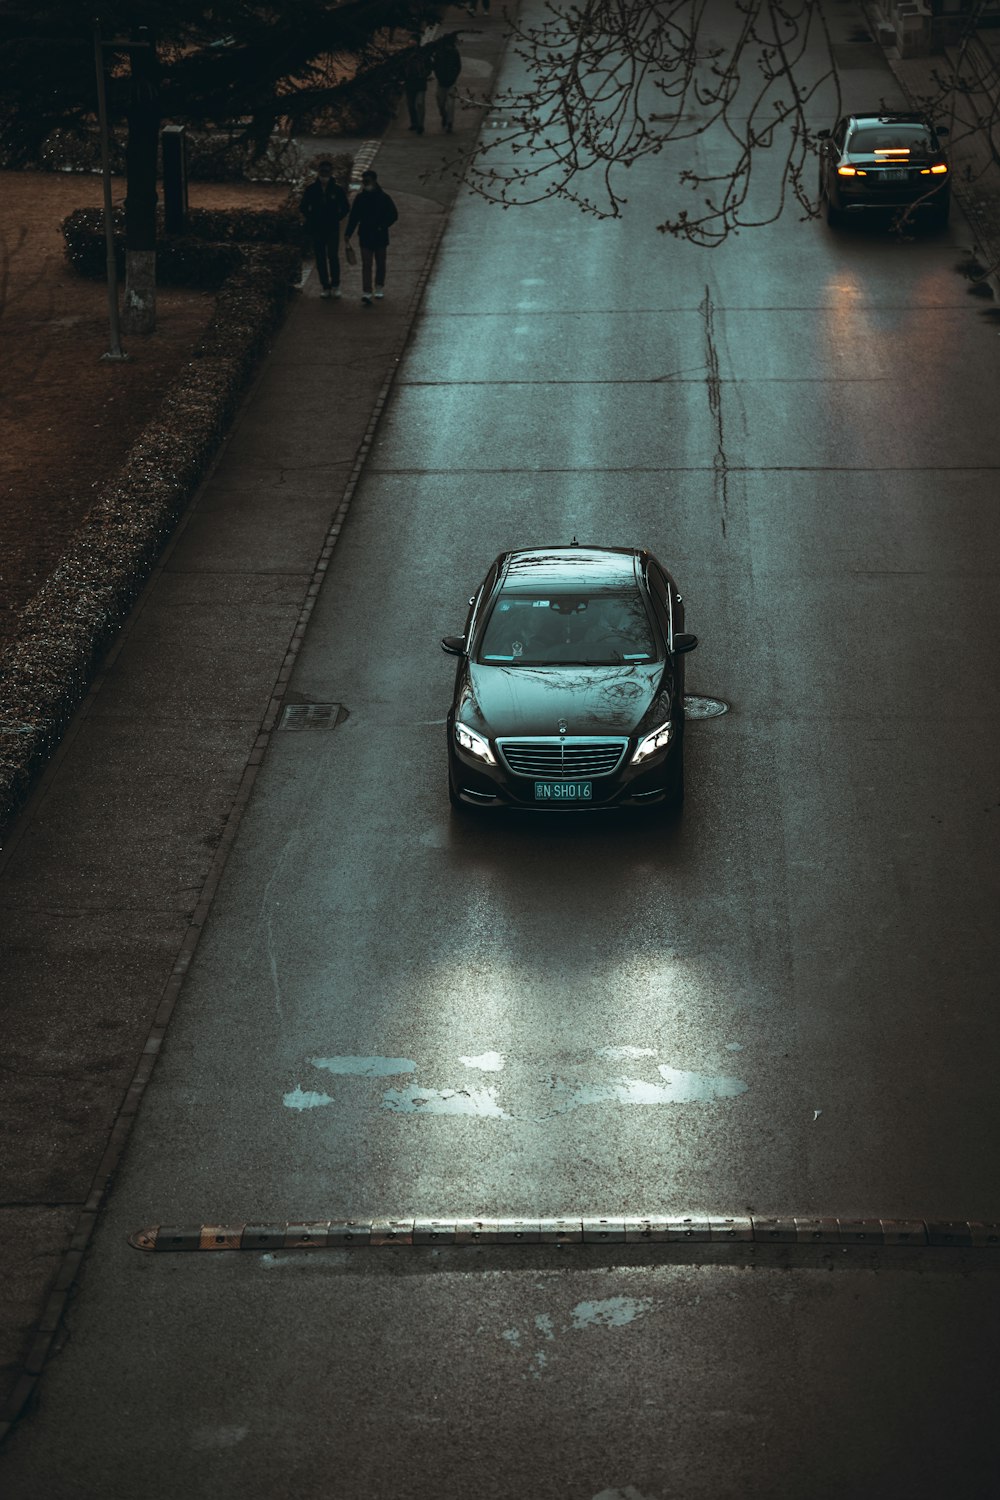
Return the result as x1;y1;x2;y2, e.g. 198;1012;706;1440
497;737;628;778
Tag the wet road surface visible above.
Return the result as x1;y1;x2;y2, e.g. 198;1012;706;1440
3;1;1000;1494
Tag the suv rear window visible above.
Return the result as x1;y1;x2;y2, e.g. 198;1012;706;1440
850;125;932;153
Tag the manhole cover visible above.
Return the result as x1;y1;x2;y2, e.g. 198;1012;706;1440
684;696;729;719
279;703;347;731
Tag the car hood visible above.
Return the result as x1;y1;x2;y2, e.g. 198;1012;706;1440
457;660;669;739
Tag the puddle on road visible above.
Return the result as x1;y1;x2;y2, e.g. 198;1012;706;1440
382;1084;512;1118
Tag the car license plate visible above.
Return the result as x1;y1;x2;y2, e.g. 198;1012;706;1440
881;170;907;181
534;780;592;801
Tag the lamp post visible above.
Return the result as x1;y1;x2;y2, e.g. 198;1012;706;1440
93;21;128;361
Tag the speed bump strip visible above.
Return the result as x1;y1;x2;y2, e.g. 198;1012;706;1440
128;1217;1000;1252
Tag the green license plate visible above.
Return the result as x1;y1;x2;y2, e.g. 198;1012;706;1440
534;781;593;801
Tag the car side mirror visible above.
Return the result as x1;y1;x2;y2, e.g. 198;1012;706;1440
673;633;698;654
816;129;830;140
441;635;466;656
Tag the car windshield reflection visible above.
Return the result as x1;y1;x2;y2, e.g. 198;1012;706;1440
478;589;656;666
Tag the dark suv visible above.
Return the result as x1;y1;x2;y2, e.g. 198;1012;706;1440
817;111;950;227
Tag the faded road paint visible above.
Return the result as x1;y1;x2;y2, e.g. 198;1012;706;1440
548;1067;747;1113
283;1049;748;1120
571;1297;655;1330
309;1055;416;1077
595;1046;657;1060
382;1084;512;1118
282;1086;334;1111
460;1051;505;1071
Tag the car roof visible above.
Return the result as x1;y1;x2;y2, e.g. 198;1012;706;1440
499;546;643;592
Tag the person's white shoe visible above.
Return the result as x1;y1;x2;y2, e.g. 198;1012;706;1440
374;286;384;299
320;288;332;299
332;288;342;298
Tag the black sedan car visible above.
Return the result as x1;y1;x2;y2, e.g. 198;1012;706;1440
817;111;950;227
441;545;697;813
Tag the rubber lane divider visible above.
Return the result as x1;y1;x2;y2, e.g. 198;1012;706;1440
128;1216;1000;1252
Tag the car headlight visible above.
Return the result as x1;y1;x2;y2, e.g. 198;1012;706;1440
454;722;496;764
631;720;673;763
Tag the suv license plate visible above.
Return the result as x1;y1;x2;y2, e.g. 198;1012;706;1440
534;781;592;801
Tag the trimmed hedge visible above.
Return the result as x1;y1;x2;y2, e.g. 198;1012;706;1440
62;205;303;287
0;241;300;832
1;125;307;184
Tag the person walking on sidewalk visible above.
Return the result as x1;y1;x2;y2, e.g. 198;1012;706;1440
403;33;432;135
344;169;399;306
299;158;349;298
433;34;462;134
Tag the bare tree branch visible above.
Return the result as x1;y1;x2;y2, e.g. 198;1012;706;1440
457;0;1000;250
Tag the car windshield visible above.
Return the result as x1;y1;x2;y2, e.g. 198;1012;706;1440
850;125;932;154
478;588;657;666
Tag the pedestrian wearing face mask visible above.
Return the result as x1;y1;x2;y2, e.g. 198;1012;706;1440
344;170;399;305
299;158;349;298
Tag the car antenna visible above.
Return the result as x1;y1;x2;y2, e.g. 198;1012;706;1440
570;535;579;546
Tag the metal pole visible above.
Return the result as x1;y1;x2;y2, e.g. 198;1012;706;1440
93;22;128;361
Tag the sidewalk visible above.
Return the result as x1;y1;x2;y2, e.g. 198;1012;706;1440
0;5;507;1434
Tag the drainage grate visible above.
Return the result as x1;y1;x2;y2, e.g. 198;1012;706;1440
278;703;347;731
684;696;729;719
129;1215;1000;1252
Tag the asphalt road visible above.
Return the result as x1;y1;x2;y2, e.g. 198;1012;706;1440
4;2;1000;1495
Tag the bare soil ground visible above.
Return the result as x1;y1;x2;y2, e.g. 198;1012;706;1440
0;172;290;648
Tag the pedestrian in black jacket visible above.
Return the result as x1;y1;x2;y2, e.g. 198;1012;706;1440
403;34;432;135
433;35;462;133
344;170;399;305
299;159;350;298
